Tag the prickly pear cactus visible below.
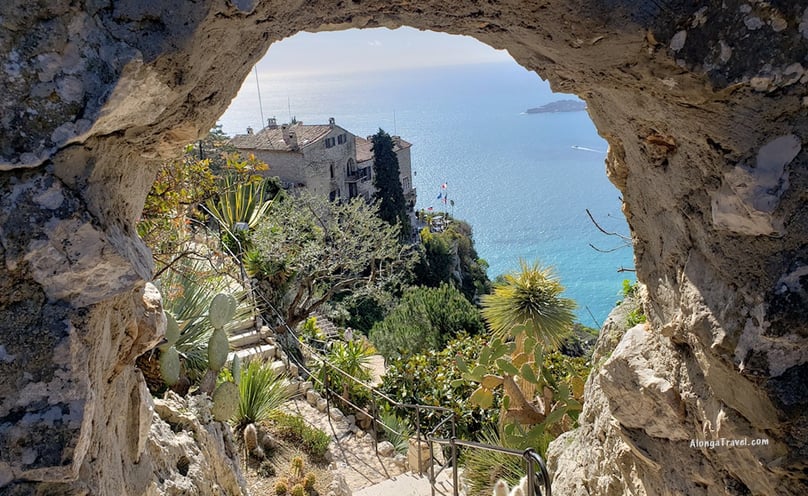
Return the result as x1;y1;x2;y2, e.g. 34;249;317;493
231;354;242;386
208;327;229;372
211;381;240;422
163;312;180;347
209;293;237;330
160;346;181;386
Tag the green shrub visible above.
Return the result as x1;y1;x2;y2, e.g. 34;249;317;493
271;412;331;460
236;359;291;429
626;308;646;327
379;334;498;440
312;339;374;414
370;283;485;360
378;405;411;454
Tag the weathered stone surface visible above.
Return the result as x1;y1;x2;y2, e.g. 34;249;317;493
146;393;247;496
1;1;807;494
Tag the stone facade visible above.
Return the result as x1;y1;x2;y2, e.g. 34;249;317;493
230;119;415;204
1;1;807;494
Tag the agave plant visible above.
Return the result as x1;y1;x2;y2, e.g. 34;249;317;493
236;358;292;429
205;175;275;233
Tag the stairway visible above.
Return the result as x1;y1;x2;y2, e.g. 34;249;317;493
353;469;459;496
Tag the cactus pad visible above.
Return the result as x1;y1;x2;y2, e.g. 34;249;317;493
159;346;180;386
208;328;229;372
209;293;237;329
211;381;239;422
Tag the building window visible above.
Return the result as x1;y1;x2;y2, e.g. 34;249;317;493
330;163;334;178
325;137;336;148
337;133;347;145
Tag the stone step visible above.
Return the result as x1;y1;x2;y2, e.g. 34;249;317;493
227;343;277;363
353;473;436;496
228;329;264;349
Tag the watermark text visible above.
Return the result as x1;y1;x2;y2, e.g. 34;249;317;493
690;438;769;449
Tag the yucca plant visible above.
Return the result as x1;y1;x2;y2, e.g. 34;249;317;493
205;175;275;233
314;339;373;404
236;358;291;429
378;404;411;455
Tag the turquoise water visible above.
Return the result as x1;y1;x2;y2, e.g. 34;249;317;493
218;62;635;327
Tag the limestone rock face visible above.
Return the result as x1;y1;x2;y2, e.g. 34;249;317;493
146;393;247;496
1;0;807;494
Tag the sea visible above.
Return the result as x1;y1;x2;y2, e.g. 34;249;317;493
218;61;636;328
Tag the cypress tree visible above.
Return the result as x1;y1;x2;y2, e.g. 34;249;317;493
371;129;411;238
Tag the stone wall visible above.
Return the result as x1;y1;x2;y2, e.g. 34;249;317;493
1;1;806;494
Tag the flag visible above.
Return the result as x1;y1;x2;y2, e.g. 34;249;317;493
441;183;447;189
427;206;433;211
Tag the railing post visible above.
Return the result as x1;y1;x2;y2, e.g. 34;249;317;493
324;362;331;417
371;393;379;457
525;450;536;496
415;406;423;476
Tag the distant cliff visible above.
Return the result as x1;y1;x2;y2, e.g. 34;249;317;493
526;99;587;113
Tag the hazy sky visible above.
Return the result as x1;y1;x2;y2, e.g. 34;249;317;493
255;27;514;75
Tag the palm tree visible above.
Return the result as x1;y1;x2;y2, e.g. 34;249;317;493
480;259;576;351
479;259;576;419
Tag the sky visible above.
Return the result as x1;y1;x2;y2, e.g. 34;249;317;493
254;27;514;75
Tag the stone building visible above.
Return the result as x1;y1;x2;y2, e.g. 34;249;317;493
229;117;415;206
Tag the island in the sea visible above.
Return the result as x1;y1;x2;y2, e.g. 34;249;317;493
526;99;587;113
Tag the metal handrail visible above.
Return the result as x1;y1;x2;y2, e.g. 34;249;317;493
284;322;550;495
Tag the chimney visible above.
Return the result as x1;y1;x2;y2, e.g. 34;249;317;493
328;117;335;127
281;124;299;150
267;117;278;129
246;127;254;135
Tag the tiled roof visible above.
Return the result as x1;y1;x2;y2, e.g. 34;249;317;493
354;135;412;163
355;136;373;163
229;123;332;151
393;136;412;150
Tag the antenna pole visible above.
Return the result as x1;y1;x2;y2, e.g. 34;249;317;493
254;65;265;129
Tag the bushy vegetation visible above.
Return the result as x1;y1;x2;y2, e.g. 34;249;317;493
270;412;331;461
379;334;499;440
312;339;375;414
250;193;414;331
370;283;485;360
